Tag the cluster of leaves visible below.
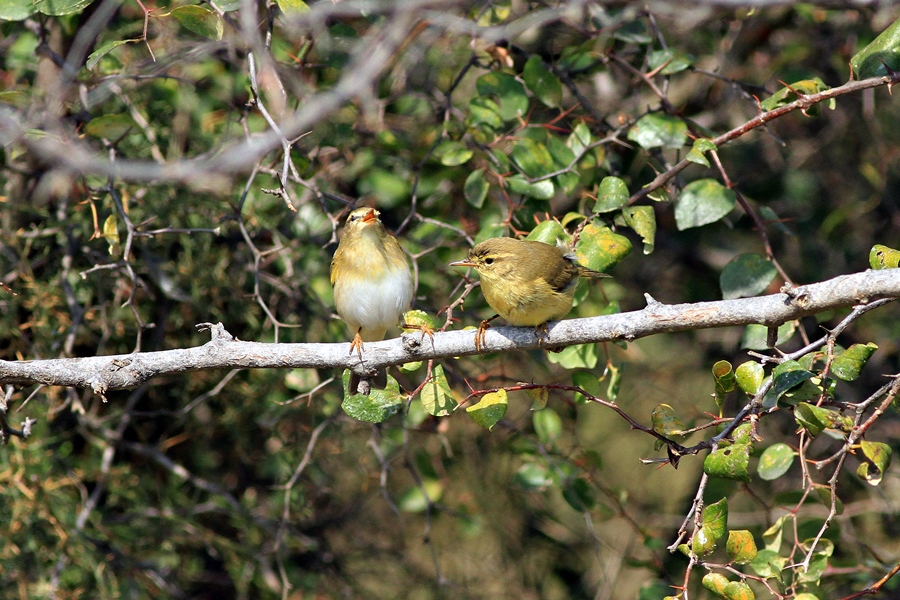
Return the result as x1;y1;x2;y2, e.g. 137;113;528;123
2;1;900;599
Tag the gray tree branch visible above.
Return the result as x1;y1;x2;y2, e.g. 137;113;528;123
0;269;897;395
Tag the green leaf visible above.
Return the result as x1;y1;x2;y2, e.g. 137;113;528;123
720;254;778;299
749;548;787;578
723;580;755;600
420;364;457;417
675;179;736;230
613;20;651;43
358;168;411;207
33;0;92;15
760;77;831;112
169;5;223;40
525;220;567;245
572;370;602;404
727;530;758;565
515;462;552;490
648;48;696;75
704;444;751;482
651;403;687;437
547;343;598;369
504;175;555;200
463;169;489;208
86;39;134;71
713;360;735;409
686;138;717;167
533;408;562;443
526;387;549;411
795;402;850;437
466;389;508;430
435;140;473;166
772;361;814;400
702;573;730;595
692;497;728;556
468;97;504;130
511;138;555;178
758;443;795;481
574;223;632;272
274;0;309;16
627;113;688;150
523;55;562;108
858;440;891;486
476;72;529;122
0;0;35;20
567;122;592;158
869;244;900;269
593;176;629;213
619;206;656;254
850;16;900;79
102;214;121;257
831;342;877;381
341;371;404;423
741;322;796;350
762;516;786;552
397;479;443;513
562;478;596;511
402;309;436;330
735;361;765;396
84;114;135;140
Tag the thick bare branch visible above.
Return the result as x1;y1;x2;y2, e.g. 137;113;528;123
1;269;897;394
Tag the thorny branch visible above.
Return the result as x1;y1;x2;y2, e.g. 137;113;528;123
0;269;897;394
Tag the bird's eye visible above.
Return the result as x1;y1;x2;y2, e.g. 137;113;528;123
484;257;494;265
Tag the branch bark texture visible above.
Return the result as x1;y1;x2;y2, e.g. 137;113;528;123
1;269;897;394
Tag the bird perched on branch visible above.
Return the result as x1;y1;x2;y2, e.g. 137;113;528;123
331;207;413;395
450;237;610;350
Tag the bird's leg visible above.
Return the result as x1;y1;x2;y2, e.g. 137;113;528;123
535;322;563;353
475;314;499;353
401;321;435;348
349;329;365;361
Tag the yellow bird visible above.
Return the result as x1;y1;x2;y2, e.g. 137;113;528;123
450;237;610;348
331;207;413;393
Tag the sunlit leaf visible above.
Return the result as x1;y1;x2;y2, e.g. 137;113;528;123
727;530;758;565
850;16;900;78
651;403;686;437
686;138;717;166
704;444;751;482
169;5;223;40
476;71;528;121
593;176;629;213
619;205;656;254
435;140;473;166
341;371;404;423
627;113;688;149
33;0;92;16
574;223;632;272
758;443;795;481
869;244;900;269
735;361;765;395
420;364;457;417
831;343;877;381
675;179;736;230
466;389;508;430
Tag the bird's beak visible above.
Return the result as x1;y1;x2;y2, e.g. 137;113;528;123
362;209;377;223
449;258;475;268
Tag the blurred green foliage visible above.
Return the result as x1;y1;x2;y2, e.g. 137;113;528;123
1;2;900;599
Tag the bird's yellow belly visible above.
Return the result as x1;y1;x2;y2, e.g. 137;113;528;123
482;284;574;327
